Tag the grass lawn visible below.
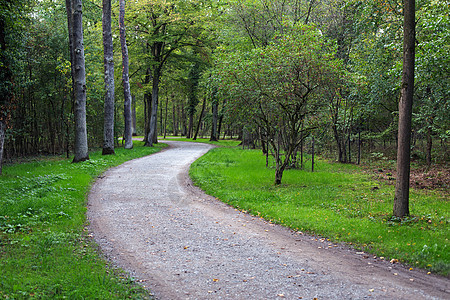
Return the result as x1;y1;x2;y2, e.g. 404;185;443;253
190;146;449;276
0;141;165;299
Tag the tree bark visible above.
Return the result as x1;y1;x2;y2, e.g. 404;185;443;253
394;0;415;218
187;112;193;139
102;0;115;155
132;94;137;135
193;97;207;140
0;120;6;175
143;67;151;143
69;0;89;163
147;67;161;146
172;103;178;136
426;124;432;167
119;0;133;149
0;15;12;174
210;99;219;141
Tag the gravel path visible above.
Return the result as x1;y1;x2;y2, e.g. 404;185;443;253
87;141;449;299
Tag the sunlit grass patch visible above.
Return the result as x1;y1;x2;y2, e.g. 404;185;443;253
190;147;449;276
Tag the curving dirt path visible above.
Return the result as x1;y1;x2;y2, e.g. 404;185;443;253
87;141;449;299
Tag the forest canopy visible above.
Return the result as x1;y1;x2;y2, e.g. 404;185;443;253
0;0;448;175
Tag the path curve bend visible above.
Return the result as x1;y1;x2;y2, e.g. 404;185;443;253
87;141;449;299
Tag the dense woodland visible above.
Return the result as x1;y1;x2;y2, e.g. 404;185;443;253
1;0;448;172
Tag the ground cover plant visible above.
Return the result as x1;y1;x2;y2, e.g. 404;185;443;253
0;141;165;299
190;147;449;276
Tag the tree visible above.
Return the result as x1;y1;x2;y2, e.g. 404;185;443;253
186;61;202;138
126;0;212;146
218;24;342;184
393;0;415;217
102;0;115;155
0;4;13;175
66;0;89;162
414;1;450;166
119;0;133;149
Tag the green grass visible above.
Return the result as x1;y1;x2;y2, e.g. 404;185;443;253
161;136;242;148
0;141;166;299
190;147;449;276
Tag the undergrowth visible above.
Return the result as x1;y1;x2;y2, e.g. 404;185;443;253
190;147;449;276
0;141;165;299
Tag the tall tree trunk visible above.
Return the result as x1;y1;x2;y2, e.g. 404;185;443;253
172;103;177;136
0;15;13;174
147;67;161;146
311;136;315;172
102;0;115;155
181;101;186;136
218;114;224;140
193;97;206;140
426;124;432;167
159;95;164;136
69;0;89;163
119;0;133;149
143;67;151;143
132;94;136;135
394;0;415;218
210;99;219;141
357;130;361;165
0;120;5;175
163;95;168;139
187;112;193;139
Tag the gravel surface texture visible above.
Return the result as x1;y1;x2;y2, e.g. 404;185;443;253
87;141;449;300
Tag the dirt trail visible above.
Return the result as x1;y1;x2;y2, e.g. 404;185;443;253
87;141;449;299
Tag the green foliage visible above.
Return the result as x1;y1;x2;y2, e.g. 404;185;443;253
414;0;450;141
217;22;345;183
0;141;165;298
190;147;449;275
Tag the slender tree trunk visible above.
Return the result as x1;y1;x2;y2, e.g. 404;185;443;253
426;125;432;167
218;114;223;140
193;98;207;140
159;95;164;136
0;15;12;174
132;94;136;135
164;95;168;139
143;67;151;143
394;0;415;218
0;120;6;175
210;99;219;141
357;130;361;165
311;136;315;172
119;0;133;149
147;67;161;146
69;0;89;162
181;101;186;136
102;0;115;155
172;103;177;136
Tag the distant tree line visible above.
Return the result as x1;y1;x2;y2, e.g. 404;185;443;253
1;1;448;196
